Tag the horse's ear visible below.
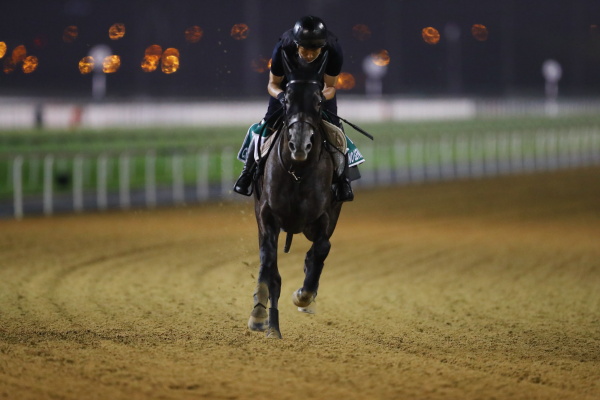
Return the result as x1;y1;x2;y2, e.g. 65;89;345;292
281;49;293;79
317;50;329;79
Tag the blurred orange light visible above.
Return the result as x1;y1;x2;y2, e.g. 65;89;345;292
471;24;488;41
33;35;48;49
102;55;121;73
79;56;94;74
250;56;269;73
352;24;372;41
371;49;390;66
422;27;440;45
141;55;160;72
162;48;180;59
335;72;355;90
161;48;180;74
0;42;6;59
161;55;179;74
231;23;250;40
591;25;600;36
145;44;162;57
3;59;16;74
109;23;126;40
185;26;203;43
11;45;27;64
63;26;79;43
22;55;38;73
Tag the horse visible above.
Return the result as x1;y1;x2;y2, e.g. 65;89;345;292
247;70;343;339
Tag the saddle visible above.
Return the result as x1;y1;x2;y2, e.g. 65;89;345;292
237;116;364;172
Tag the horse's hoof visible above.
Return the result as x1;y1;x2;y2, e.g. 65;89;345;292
298;299;316;314
266;328;282;339
292;288;316;308
248;304;269;332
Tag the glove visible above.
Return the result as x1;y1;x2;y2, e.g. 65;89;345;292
277;92;286;106
320;92;327;104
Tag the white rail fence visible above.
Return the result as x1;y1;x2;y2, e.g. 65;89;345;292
3;128;600;219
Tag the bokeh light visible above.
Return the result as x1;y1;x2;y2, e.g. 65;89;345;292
3;59;16;74
161;48;180;74
102;55;121;73
161;56;179;74
591;25;600;36
141;44;162;72
0;42;6;59
63;26;79;43
352;24;372;41
33;35;47;49
145;44;162;57
185;26;203;43
335;72;355;90
422;27;440;45
231;24;250;40
78;56;94;74
141;55;160;72
22;55;38;73
471;24;489;41
250;56;269;73
11;45;27;64
370;49;391;66
109;23;126;40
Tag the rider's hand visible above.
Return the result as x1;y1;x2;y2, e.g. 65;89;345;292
320;92;327;104
277;92;286;106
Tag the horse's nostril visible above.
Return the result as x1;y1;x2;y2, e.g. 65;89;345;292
306;143;312;152
289;142;296;151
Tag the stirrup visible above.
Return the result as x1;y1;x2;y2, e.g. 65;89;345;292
233;173;254;196
335;179;354;202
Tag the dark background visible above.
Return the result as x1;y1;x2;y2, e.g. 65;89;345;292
1;0;599;99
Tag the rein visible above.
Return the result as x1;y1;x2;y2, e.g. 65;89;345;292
277;120;325;183
275;78;325;183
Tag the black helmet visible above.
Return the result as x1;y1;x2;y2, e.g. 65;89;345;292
292;16;327;49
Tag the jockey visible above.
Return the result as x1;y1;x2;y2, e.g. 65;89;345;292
233;15;355;202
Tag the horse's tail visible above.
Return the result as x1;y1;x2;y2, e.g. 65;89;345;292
283;232;293;253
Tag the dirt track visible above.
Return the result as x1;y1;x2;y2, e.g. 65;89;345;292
1;167;599;400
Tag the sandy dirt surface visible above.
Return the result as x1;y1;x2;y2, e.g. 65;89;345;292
1;167;599;400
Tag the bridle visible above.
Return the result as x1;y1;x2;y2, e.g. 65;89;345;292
283;79;322;131
277;79;325;182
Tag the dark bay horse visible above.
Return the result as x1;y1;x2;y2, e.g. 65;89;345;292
247;74;343;339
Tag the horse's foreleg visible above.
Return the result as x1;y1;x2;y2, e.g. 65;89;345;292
260;233;282;339
249;206;282;338
248;281;269;332
293;236;330;311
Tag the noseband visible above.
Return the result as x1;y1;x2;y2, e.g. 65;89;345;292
278;79;325;181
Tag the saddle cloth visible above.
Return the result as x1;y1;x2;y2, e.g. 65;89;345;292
236;120;365;168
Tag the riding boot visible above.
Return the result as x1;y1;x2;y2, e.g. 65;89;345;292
233;141;257;196
335;155;354;202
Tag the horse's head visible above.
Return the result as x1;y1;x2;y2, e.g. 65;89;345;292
283;79;323;162
280;49;328;163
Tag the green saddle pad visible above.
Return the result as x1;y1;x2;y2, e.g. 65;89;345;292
237;120;365;168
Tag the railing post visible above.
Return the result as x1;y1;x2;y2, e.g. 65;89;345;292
172;153;184;205
43;154;54;216
221;147;234;199
97;154;108;210
197;150;209;201
119;153;130;209
145;151;157;208
12;156;24;219
73;154;84;212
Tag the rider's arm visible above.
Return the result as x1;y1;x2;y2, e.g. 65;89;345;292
268;73;285;98
322;74;337;101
